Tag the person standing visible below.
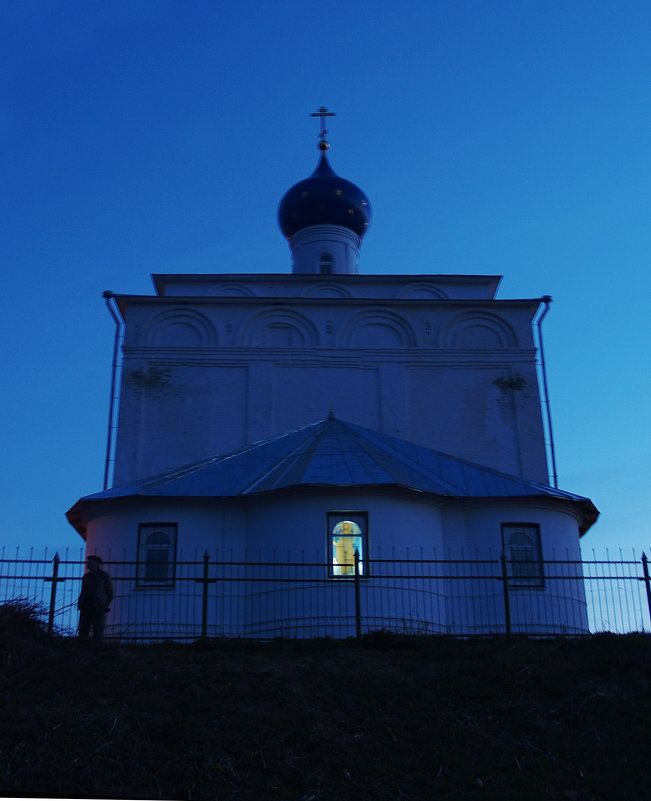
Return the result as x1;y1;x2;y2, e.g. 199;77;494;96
78;555;113;643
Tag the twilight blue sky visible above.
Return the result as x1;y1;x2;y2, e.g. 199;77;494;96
1;1;649;558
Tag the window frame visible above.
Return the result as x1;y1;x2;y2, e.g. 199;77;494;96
501;523;544;589
327;511;369;578
319;252;333;275
136;523;178;589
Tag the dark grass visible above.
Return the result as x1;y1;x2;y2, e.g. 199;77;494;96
0;605;649;800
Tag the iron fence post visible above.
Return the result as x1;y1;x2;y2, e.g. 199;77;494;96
500;552;511;636
46;553;61;636
354;551;362;639
642;553;651;626
201;551;210;638
193;551;216;638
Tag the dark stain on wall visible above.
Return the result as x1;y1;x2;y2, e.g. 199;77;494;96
127;367;172;392
493;375;528;393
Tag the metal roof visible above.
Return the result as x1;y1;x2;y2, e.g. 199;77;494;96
68;416;598;533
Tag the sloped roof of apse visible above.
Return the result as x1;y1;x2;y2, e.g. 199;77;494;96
67;416;598;534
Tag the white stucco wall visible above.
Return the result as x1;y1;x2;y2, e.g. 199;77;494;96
153;273;502;300
80;489;588;638
111;279;548;486
439;500;588;634
289;225;361;275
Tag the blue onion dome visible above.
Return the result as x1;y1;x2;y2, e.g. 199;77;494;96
278;152;372;240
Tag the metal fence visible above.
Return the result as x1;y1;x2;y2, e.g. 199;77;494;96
1;548;650;640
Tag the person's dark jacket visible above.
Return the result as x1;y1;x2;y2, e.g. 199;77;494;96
78;568;114;612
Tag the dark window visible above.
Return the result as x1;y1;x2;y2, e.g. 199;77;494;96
502;524;543;587
319;252;333;275
137;523;177;587
328;512;368;577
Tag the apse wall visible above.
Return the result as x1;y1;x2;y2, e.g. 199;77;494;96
81;490;589;639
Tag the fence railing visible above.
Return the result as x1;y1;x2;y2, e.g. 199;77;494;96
1;549;650;640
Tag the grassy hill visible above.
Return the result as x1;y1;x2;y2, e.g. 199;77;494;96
0;602;649;800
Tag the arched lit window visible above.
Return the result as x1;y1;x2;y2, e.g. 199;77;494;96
502;524;543;587
328;513;368;577
137;523;177;587
319;252;333;275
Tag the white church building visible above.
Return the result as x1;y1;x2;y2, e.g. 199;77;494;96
67;111;598;638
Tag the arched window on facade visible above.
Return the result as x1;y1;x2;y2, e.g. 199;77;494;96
137;523;177;587
328;513;368;577
319;252;333;275
502;524;543;587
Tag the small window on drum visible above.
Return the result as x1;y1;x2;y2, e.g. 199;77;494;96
502;524;543;588
319;252;333;275
137;523;177;588
328;512;368;577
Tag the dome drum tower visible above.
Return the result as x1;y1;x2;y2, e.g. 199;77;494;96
277;111;371;275
288;224;362;275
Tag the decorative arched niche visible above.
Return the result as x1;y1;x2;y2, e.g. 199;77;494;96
337;309;418;348
206;283;256;297
439;312;517;349
301;282;352;299
238;309;320;347
397;282;448;300
140;308;218;347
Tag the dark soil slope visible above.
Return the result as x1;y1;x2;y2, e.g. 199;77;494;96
0;606;649;800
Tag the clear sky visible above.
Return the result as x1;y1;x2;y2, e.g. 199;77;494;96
1;1;649;559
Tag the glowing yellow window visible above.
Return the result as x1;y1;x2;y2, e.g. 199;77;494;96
328;514;368;577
